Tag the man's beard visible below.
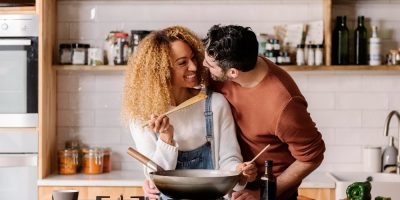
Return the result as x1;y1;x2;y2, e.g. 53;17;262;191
211;72;231;82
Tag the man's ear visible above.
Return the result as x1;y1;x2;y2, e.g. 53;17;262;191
228;68;240;79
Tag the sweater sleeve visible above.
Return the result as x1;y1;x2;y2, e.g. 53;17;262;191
129;120;179;176
212;93;243;171
276;96;325;163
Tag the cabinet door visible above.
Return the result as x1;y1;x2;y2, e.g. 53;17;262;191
39;186;144;200
298;188;335;200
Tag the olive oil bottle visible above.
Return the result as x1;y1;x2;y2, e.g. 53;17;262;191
354;16;368;65
260;160;276;200
332;16;349;65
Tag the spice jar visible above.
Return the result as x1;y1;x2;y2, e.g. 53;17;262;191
103;147;112;173
58;149;78;175
72;43;86;65
59;43;72;64
83;147;104;174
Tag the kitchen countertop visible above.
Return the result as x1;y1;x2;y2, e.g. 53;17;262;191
37;170;146;187
300;171;335;189
38;170;335;189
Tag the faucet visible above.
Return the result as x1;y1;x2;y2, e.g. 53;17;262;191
383;110;400;174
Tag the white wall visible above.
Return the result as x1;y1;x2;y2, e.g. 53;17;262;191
56;0;400;172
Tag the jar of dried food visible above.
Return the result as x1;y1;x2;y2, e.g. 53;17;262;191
65;140;83;172
83;147;104;174
102;147;112;173
58;149;78;175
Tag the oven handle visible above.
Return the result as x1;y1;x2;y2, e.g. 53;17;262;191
0;39;31;46
0;154;37;167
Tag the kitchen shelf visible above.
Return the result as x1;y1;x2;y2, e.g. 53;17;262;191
0;6;37;14
54;64;400;72
280;65;400;71
0;127;37;132
54;65;126;71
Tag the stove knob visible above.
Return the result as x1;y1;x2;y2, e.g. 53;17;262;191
1;23;8;30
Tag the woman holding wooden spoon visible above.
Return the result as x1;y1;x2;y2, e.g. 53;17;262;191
122;26;257;200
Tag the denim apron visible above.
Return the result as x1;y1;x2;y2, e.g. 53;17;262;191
160;90;216;200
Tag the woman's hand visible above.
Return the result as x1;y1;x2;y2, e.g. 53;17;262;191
143;179;160;200
236;162;257;182
148;114;174;145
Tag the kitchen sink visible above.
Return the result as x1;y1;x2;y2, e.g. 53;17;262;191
327;171;400;200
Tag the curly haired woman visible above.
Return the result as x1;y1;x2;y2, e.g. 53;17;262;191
122;26;256;200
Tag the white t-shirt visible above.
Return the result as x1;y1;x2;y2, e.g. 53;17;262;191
130;92;243;173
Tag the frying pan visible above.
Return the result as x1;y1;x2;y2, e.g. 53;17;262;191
127;147;241;199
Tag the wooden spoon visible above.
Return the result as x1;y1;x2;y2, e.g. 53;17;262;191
142;92;208;128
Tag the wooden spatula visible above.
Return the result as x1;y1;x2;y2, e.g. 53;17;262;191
142;92;208;128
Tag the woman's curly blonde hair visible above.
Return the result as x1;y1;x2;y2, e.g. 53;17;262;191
123;26;208;122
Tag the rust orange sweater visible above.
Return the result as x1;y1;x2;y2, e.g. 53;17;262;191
213;58;325;197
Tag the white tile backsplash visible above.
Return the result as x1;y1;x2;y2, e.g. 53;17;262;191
57;0;400;172
335;93;388;110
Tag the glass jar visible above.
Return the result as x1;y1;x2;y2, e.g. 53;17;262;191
72;43;86;65
113;32;129;65
83;44;90;65
58;149;78;175
103;147;112;173
59;43;72;64
83;147;104;174
65;140;83;172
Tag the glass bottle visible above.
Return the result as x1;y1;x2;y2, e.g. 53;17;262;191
332;16;349;65
260;160;276;200
369;26;381;66
315;44;324;66
296;44;305;66
307;43;315;66
354;16;368;65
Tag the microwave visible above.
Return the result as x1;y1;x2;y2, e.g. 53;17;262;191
0;15;38;128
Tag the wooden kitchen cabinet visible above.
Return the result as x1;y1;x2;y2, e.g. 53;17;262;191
39;186;144;200
298;188;335;200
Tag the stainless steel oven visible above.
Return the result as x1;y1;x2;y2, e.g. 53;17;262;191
0;14;38;200
0;14;38;127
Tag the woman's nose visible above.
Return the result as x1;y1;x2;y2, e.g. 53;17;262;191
188;60;197;71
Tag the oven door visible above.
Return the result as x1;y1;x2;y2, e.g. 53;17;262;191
0;130;38;200
0;37;38;127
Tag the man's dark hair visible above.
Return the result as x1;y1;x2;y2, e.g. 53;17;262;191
203;25;258;72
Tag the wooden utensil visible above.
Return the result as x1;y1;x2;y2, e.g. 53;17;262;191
248;144;270;163
142;92;208;128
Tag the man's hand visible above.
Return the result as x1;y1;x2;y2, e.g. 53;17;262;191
236;162;257;182
143;179;160;200
231;189;259;200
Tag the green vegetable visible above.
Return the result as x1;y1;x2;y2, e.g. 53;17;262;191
346;180;372;200
374;196;391;200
